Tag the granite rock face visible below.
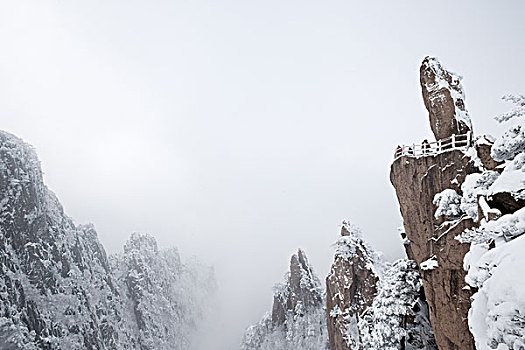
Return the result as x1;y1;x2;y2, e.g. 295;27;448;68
390;151;478;350
420;56;472;141
325;223;379;350
391;57;483;350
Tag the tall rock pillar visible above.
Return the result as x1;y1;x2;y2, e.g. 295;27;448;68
391;57;478;350
420;56;472;140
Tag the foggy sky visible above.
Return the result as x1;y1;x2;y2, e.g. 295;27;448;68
1;1;524;349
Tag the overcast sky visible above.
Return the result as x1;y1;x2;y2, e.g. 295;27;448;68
1;1;524;349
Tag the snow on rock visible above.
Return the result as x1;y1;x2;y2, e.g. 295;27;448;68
240;249;329;350
464;235;525;350
491;123;525;162
420;56;472;141
460;171;500;221
476;135;496;146
488;153;525;201
460;207;525;245
271;249;323;326
325;221;381;350
459;94;525;350
0;130;130;349
420;257;439;271
433;189;463;220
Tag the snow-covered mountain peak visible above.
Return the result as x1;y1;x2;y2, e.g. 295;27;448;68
420;56;472;140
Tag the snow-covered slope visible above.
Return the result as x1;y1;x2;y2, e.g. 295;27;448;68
0;130;214;349
240;249;329;350
457;95;525;350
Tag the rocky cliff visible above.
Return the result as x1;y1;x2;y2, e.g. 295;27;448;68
325;222;379;350
391;57;480;350
240;249;329;350
0;130;214;349
390;150;478;349
391;57;525;350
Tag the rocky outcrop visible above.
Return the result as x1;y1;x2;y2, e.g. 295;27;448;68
391;58;482;350
241;250;328;350
0;130;214;349
271;249;323;325
0;131;130;349
325;222;437;350
325;222;379;350
420;56;472;140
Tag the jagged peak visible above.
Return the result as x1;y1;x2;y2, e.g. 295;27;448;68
289;249;322;293
332;221;389;279
271;249;323;325
336;222;374;259
420;56;472;140
421;56;464;96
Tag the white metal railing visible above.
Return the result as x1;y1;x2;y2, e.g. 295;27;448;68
394;132;472;160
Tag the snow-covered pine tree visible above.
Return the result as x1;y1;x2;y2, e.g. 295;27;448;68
359;259;437;350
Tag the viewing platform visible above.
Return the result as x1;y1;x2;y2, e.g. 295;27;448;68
394;132;472;161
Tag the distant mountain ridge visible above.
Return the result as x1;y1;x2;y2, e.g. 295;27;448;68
0;130;215;349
